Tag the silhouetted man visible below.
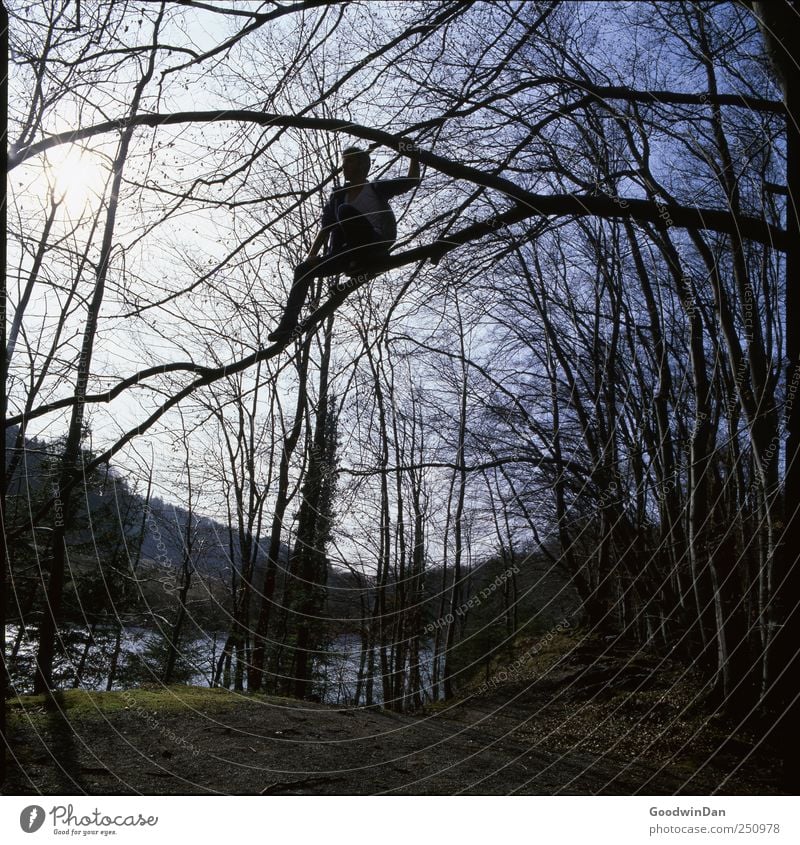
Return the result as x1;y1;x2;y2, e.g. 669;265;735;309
268;143;421;342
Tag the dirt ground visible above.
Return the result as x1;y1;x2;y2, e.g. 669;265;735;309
2;638;785;796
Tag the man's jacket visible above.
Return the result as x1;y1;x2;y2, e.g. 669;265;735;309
320;175;420;249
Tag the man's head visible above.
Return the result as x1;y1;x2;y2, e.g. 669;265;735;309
342;146;370;183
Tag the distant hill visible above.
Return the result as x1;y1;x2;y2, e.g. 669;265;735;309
5;425;285;581
138;495;287;579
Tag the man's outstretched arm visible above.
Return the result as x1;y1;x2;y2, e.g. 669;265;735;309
376;142;423;199
406;144;420;180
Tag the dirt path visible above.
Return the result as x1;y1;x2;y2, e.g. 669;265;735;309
2;681;781;795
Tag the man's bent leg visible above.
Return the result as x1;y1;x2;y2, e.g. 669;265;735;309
268;258;323;341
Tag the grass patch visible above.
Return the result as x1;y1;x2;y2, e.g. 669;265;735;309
6;685;286;725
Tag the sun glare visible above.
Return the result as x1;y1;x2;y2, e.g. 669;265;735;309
43;146;108;218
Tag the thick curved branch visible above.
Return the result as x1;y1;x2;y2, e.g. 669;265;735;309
338;454;591;478
9;109;788;249
4;360;216;427
566;78;784;113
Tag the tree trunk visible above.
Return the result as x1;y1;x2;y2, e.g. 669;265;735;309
106;621;123;692
0;3;8;781
72;621;97;688
749;0;800;788
249;341;312;691
33;14;164;694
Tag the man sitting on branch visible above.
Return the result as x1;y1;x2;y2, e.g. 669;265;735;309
268;142;421;343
